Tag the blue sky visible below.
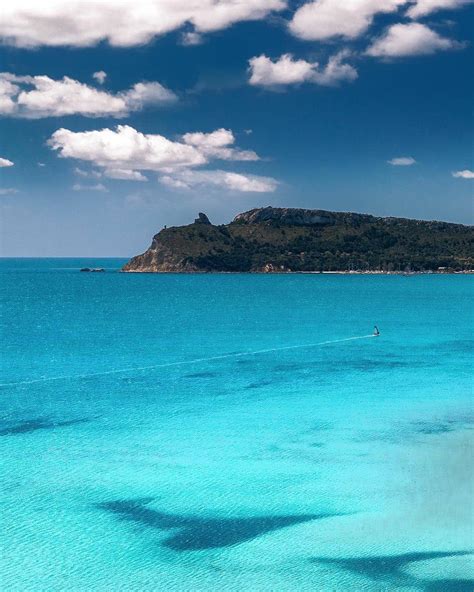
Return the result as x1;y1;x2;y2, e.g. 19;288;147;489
0;0;473;256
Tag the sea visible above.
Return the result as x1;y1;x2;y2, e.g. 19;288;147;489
1;258;473;591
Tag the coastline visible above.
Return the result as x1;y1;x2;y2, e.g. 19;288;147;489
121;269;474;275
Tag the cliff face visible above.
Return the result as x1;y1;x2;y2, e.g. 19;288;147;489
122;207;473;273
122;238;201;272
122;215;227;272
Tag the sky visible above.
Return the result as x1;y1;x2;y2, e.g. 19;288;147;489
0;0;473;257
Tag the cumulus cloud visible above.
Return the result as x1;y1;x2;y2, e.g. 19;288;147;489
388;156;416;165
75;165;147;181
72;183;109;192
105;168;148;181
0;73;176;118
0;1;286;48
249;54;316;86
407;0;473;18
49;125;206;173
182;128;259;160
248;51;358;88
161;170;278;192
48;124;276;192
74;167;102;179
312;51;359;86
452;169;474;179
181;32;203;46
366;23;462;57
0;77;17;114
0;157;14;167
289;0;408;41
123;82;177;110
92;71;107;84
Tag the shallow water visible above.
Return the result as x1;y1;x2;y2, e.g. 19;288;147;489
1;259;473;591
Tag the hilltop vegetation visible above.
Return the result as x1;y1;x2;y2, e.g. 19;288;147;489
122;208;473;273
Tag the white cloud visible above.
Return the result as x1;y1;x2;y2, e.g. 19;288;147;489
388;156;416;165
124;82;176;110
0;1;286;48
160;176;191;189
0;157;14;167
49;125;209;172
182;128;259;160
0;73;176;118
452;169;474;179
248;51;357;88
312;51;359;86
49;124;276;193
289;0;407;41
407;0;473;18
92;71;107;84
0;78;18;114
0;188;18;195
72;183;109;192
105;168;148;181
249;54;317;86
74;167;102;179
161;170;278;192
366;23;462;57
181;32;203;46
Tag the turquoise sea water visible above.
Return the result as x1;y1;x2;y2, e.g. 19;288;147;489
1;259;473;591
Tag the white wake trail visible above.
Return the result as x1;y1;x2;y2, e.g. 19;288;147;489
1;334;375;388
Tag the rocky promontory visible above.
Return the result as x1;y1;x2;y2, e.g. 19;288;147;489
122;207;473;273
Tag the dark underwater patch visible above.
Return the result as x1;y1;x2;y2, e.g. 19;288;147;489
183;371;217;379
410;415;474;437
310;551;473;590
347;358;415;371
245;379;274;390
120;375;153;384
354;413;474;445
271;354;423;379
432;339;474;354
97;497;339;551
306;421;333;433
445;414;474;428
272;361;309;372
424;580;474;592
411;420;456;435
0;416;91;436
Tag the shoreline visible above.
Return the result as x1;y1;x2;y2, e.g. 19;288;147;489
121;269;474;275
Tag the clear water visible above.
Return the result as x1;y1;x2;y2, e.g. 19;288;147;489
1;259;473;591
